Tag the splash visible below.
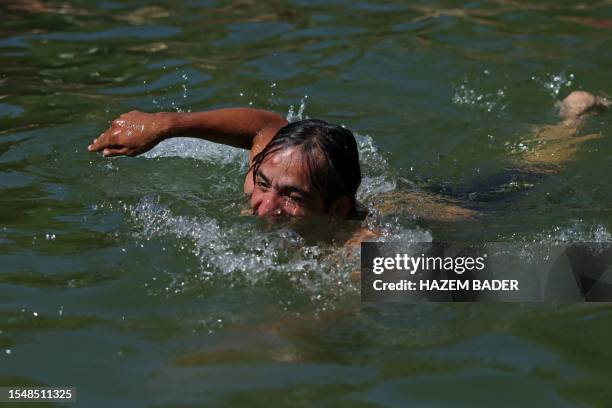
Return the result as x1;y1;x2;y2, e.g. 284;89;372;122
143;138;248;165
286;95;308;122
125;194;432;304
126;195;359;301
531;71;575;97
287;95;396;198
117;110;431;303
452;81;507;113
144;96;310;162
142;100;397;195
355;133;396;199
537;221;611;242
498;220;612;243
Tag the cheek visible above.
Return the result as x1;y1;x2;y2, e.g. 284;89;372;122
250;190;263;207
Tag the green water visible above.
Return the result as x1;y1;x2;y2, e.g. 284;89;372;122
2;0;612;406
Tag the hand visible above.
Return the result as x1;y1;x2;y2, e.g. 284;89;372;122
88;110;172;157
560;91;609;121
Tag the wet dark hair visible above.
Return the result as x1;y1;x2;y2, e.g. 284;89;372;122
250;119;361;212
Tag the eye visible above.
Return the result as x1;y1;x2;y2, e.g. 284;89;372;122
284;193;305;206
255;178;269;191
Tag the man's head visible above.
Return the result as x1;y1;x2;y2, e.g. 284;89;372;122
250;119;361;218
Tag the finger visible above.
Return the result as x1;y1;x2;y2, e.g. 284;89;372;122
89;128;117;152
103;147;129;157
88;131;106;152
88;137;98;151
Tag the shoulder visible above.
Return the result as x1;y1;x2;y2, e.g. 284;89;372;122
249;121;288;163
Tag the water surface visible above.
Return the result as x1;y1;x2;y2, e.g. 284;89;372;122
1;0;612;406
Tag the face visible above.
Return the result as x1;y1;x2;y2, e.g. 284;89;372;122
250;147;327;218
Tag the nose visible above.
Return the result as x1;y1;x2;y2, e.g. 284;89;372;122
254;191;283;217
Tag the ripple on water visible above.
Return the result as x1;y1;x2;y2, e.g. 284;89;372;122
117;102;432;301
126;194;358;300
0;102;24;118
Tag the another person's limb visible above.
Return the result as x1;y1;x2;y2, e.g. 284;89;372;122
513;91;609;173
87;108;287;158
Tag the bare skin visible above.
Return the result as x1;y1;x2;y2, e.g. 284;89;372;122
512;91;609;174
89;108;357;219
88;107;474;224
89;92;608;363
88;108;303;211
370;91;609;221
89;91;608;238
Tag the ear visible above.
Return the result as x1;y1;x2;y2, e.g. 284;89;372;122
328;196;354;219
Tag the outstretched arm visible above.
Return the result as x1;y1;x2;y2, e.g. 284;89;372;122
367;92;609;224
87;108;288;158
513;91;609;173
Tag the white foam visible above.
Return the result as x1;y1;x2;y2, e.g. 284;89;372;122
143;137;247;164
120;101;431;302
141;103;397;201
537;221;611;242
286;96;308;122
142;97;309;161
355;133;396;199
128;195;348;282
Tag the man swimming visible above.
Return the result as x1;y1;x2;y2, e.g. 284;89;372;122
88;105;366;219
88;91;608;223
